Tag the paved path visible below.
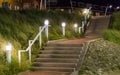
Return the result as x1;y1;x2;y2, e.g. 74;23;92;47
19;71;68;75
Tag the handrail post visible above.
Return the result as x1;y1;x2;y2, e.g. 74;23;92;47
39;26;42;48
18;51;21;64
29;40;33;63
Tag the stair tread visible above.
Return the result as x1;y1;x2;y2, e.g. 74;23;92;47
38;54;80;56
39;50;81;54
40;50;82;52
33;62;77;68
32;67;74;72
35;58;79;63
37;54;79;58
36;58;79;60
44;47;82;48
33;62;77;64
32;66;74;69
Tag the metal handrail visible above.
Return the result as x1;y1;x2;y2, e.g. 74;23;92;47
18;25;49;64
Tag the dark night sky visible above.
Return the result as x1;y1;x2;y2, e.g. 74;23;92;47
75;0;120;6
58;0;120;7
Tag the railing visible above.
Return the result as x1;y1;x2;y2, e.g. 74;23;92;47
71;38;101;75
18;23;49;64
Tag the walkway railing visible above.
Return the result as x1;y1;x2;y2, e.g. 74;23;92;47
18;20;49;64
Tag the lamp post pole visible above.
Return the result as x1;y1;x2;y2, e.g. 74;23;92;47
84;13;87;25
74;23;78;32
105;5;112;16
44;20;49;39
61;22;66;36
6;43;12;64
83;9;88;25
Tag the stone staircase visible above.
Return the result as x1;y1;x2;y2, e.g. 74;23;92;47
86;16;111;36
31;43;83;75
19;16;111;75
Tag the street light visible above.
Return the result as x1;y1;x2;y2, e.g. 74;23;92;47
61;22;66;36
44;19;49;39
116;6;120;10
44;19;49;25
105;5;112;16
74;23;78;32
6;43;12;64
116;6;120;11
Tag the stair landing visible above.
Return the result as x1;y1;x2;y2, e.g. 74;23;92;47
48;35;100;44
19;71;70;75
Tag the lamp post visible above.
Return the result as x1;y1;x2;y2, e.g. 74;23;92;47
61;22;66;36
105;5;112;16
44;19;49;39
83;8;90;25
6;43;12;64
83;8;88;25
74;23;78;32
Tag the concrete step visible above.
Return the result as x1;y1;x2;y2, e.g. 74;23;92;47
35;58;79;63
44;47;82;50
32;67;74;72
33;62;77;68
37;54;80;58
32;43;83;74
47;44;83;47
39;50;81;54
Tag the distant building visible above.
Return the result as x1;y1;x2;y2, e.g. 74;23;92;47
0;0;14;9
0;0;57;9
17;0;58;10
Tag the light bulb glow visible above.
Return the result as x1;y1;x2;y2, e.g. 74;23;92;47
44;19;49;25
109;5;112;8
6;43;12;51
61;22;66;27
74;24;78;28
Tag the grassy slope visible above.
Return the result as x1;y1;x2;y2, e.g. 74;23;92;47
80;12;120;75
80;39;120;75
103;12;120;45
0;9;83;75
